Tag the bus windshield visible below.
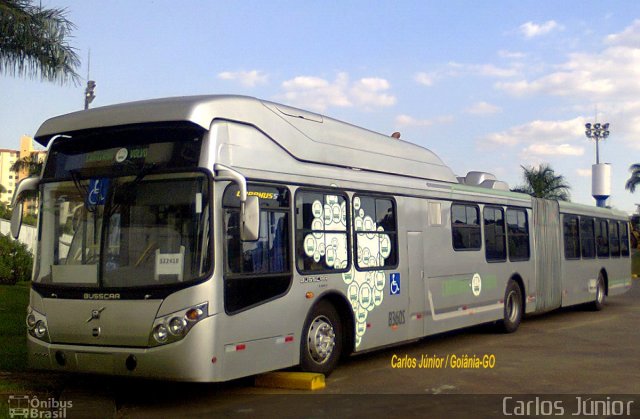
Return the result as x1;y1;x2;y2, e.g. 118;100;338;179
32;124;212;290
35;172;211;288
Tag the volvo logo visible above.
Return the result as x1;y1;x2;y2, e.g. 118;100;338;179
86;307;106;323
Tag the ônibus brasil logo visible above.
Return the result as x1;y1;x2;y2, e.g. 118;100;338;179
7;395;72;418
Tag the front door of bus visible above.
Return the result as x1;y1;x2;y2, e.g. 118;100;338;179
407;231;425;339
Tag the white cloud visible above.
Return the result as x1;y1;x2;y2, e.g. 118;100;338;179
498;50;526;59
466;101;502;115
396;115;432;127
414;72;434;86
476;64;519;78
605;19;640;47
395;114;453;127
446;62;519;78
481;117;585;147
350;78;397;107
279;73;395;111
519;20;562;39
498;21;640;100
521;143;585;157
576;168;592;177
217;70;268;87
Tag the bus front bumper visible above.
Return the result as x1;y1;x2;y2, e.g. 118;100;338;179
27;316;222;382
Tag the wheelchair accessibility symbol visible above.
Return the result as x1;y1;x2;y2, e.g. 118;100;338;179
87;178;110;206
390;273;401;295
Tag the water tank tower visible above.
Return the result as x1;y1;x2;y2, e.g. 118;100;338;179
592;163;611;207
585;122;610;207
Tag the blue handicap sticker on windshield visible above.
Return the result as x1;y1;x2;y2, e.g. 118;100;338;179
87;178;110;206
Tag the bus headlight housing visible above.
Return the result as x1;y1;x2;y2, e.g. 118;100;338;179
149;302;208;347
152;324;169;343
26;308;50;343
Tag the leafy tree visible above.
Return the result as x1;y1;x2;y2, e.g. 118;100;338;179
10;153;43;176
0;203;11;220
0;0;80;84
0;233;33;284
625;163;640;193
511;164;571;201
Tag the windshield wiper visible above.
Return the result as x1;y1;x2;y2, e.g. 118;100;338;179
108;163;157;216
69;169;93;212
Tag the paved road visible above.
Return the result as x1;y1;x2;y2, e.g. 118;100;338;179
63;280;640;418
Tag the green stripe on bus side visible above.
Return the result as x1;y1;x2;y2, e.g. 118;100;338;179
609;277;628;286
441;274;498;296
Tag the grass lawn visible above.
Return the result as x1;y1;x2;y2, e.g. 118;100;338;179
0;283;66;415
0;283;30;372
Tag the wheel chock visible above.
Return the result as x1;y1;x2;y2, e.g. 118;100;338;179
254;372;325;390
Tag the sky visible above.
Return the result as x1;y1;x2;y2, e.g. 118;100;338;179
1;1;640;213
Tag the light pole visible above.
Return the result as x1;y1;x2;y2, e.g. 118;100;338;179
83;50;96;110
84;80;96;110
585;122;609;164
585;122;611;207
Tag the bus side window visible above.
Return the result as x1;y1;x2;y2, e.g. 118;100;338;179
484;206;506;262
451;203;481;251
580;217;596;258
620;222;630;257
595;219;609;258
506;208;530;261
295;190;350;273
563;214;580;259
353;195;398;270
609;220;620;257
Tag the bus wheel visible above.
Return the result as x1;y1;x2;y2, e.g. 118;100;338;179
590;274;606;311
300;300;342;375
500;280;523;333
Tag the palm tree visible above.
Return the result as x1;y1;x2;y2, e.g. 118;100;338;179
511;164;571;201
10;153;43;176
0;0;80;84
625;164;640;193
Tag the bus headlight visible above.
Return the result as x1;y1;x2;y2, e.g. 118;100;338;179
149;302;208;347
34;321;47;338
168;317;186;336
153;324;169;343
26;313;37;329
27;308;50;343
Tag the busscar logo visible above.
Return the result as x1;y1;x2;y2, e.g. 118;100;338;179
83;293;120;300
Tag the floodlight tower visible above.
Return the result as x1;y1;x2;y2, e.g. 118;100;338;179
83;49;96;110
585;122;610;207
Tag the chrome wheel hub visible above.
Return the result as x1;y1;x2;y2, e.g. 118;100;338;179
307;315;336;364
596;280;604;304
506;290;519;323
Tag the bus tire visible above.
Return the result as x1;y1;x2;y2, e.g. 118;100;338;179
500;280;523;333
300;300;342;375
590;273;606;311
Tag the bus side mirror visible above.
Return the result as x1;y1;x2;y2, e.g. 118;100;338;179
10;201;24;239
10;176;40;239
241;196;260;241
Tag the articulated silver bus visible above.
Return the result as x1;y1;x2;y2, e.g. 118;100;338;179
11;96;631;381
